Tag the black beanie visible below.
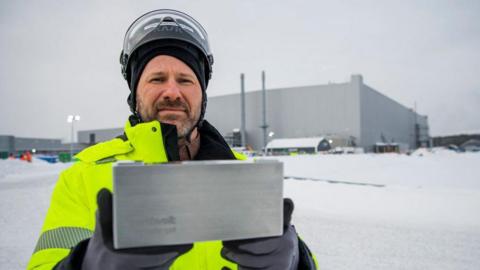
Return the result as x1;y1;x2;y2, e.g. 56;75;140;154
127;40;208;115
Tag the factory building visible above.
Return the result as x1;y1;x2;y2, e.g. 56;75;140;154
0;135;86;156
78;127;123;145
206;75;430;152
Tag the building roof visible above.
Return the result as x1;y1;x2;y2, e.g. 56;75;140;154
266;137;326;149
461;139;480;147
374;142;399;146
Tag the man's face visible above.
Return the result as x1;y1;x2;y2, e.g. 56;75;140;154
136;55;202;138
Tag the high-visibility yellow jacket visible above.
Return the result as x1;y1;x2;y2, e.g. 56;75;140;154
28;119;317;269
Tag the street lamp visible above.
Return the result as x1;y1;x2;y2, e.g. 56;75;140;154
264;131;275;156
67;115;80;161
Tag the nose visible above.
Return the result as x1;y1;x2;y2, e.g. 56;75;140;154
161;78;182;101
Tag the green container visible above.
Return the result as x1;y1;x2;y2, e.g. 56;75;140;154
58;152;72;163
0;152;9;159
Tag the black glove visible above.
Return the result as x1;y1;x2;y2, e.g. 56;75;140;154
221;198;299;270
56;188;192;270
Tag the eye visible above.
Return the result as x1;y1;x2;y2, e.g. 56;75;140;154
178;78;193;85
150;76;166;83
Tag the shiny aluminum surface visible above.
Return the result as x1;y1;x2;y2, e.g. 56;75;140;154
113;160;283;249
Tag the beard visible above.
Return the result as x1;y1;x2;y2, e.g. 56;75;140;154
137;98;200;138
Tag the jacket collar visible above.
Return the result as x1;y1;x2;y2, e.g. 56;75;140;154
123;119;168;163
123;117;235;162
195;121;236;160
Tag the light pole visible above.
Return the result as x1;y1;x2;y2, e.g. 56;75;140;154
67;115;80;161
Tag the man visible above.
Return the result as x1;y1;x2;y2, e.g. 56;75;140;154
28;9;318;270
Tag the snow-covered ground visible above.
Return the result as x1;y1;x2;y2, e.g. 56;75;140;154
0;159;70;269
276;150;480;270
1;149;479;269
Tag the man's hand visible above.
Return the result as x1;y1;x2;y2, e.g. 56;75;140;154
80;188;192;270
221;198;299;270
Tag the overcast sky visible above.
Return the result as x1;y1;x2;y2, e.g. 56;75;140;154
1;0;479;141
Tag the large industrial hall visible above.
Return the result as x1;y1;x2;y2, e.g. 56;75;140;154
206;74;430;152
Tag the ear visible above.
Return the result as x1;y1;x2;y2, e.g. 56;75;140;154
283;198;294;229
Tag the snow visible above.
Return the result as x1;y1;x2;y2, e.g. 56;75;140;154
1;150;480;269
0;159;70;269
265;150;480;269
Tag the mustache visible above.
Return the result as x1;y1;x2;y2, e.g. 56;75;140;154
155;99;190;114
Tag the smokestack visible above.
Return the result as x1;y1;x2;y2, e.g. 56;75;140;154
240;73;246;147
261;70;268;154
